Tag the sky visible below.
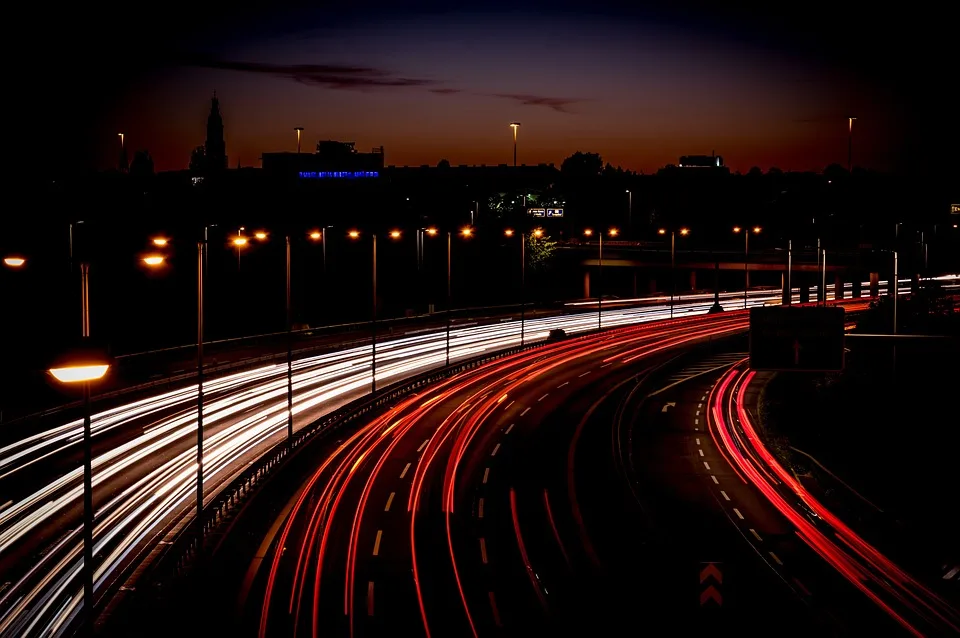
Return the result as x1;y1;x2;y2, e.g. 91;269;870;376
18;1;958;178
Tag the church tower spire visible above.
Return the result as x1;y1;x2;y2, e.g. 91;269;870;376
205;91;227;171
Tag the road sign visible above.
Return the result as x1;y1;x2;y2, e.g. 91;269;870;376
699;562;723;607
527;208;546;217
546;208;564;217
749;306;845;371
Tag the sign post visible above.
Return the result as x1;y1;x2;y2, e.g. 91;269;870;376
749;306;845;371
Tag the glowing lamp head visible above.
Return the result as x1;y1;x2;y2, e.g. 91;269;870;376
152;237;168;247
504;229;515;237
309;231;322;240
461;227;473;237
658;228;667;235
143;255;165;266
49;364;110;384
4;256;26;267
733;226;742;233
348;230;360;239
233;237;248;247
583;229;593;236
753;226;762;234
533;228;544;238
389;230;401;239
426;227;438;236
608;228;619;237
254;231;267;240
680;228;690;236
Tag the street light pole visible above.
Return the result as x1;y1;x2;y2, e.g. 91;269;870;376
892;250;898;335
446;231;452;366
80;263;94;635
510;122;520;167
195;241;204;553
743;231;749;310
520;233;526;346
286;235;293;441
787;239;793;305
822;249;827;304
626;190;632;237
670;230;676;318
598;231;603;331
371;234;378;394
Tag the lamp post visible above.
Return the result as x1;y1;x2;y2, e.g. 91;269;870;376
295;127;304;154
285;235;293;441
786;239;793;305
658;227;690;318
3;255;26;268
509;122;520;167
350;230;401;391
505;229;527;345
585;228;617;330
848;116;856;173
733;226;761;309
626;190;632;236
47;262;111;635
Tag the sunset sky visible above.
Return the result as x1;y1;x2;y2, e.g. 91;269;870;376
23;1;955;177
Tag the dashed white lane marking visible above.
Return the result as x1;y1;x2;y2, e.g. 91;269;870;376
557;381;569;389
504;400;515;410
942;566;959;580
521;407;532;417
750;529;763;542
769;552;783;566
733;508;744;520
488;592;502;627
694;418;699;425
695;438;700;445
696;410;700;416
482;468;491;484
478;498;485;519
579;371;592;378
711;475;719;484
698;449;704;457
480;538;489;564
538;393;549;402
384;492;395;511
720;490;730;501
701;395;706;401
399;463;412;479
698;403;703;408
372;530;383;556
703;462;711;471
504;423;515;435
417;439;429;452
600;363;613;368
491;444;501;457
367;582;375;616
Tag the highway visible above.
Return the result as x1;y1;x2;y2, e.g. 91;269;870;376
0;288;797;637
1;274;954;637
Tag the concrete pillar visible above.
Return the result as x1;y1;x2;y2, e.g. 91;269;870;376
583;270;591;299
869;272;879;297
834;272;844;300
781;272;790;305
689;270;697;291
852;275;862;298
800;278;811;304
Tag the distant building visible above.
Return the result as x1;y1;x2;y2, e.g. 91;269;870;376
262;141;385;178
679;154;723;168
205;93;228;171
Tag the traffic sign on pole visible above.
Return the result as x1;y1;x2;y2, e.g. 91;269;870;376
749;306;845;371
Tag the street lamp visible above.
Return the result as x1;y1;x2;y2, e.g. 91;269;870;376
295;126;304;154
848;116;856;172
152;237;169;247
587;228;618;330
509;122;520;167
47;262;111;635
349;230;401;392
658;227;691;318
142;255;165;266
504;229;527;345
626;190;632;236
733;225;761;309
3;256;25;268
254;231;268;241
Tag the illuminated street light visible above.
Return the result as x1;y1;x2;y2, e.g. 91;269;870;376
609;228;619;237
658;228;667;235
4;256;25;268
733;226;760;308
733;226;742;233
348;230;360;239
309;231;322;240
461;227;473;237
255;231;268;240
753;226;762;234
390;230;402;239
152;237;169;247
143;255;165;266
233;237;248;247
504;229;515;237
680;228;690;236
426;227;438;236
583;229;593;236
49;364;110;384
533;228;544;238
509;122;521;167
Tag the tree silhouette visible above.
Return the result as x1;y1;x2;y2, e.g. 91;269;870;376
189;146;206;173
437;158;450;169
130;150;155;177
747;166;763;178
561;151;604;178
526;232;557;272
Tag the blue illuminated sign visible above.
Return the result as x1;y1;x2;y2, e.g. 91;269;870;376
299;171;380;179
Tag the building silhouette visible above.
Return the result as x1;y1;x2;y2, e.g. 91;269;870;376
205;92;227;171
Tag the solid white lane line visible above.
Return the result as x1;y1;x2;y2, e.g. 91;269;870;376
480;538;488;564
478;498;485;519
373;530;383;556
417;439;429;452
750;529;763;542
769;552;783;566
703;462;711;470
504;423;515;434
538;393;549;402
698;449;704;457
384;492;395;512
400;462;412;479
491;444;501;457
482;468;490;484
557;382;569;389
521;407;531;416
711;475;719;484
720;490;730;501
579;371;592;377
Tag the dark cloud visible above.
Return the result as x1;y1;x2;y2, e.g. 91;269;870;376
182;54;439;90
490;93;582;113
429;88;462;94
